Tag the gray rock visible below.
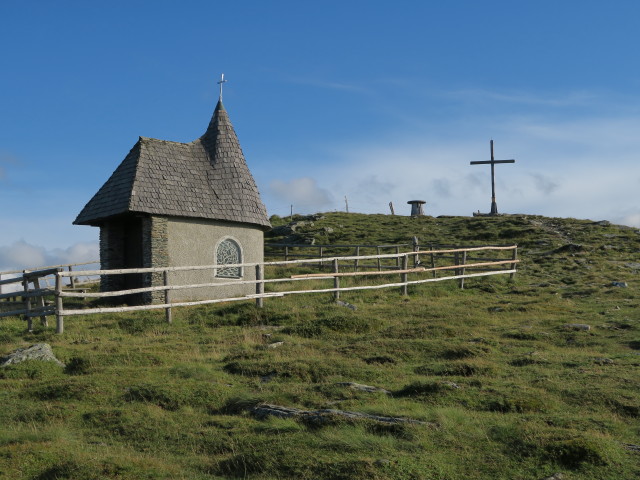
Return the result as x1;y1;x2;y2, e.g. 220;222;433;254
541;474;564;480
335;382;390;394
1;343;65;367
270;225;295;236
336;300;357;311
626;262;640;270
564;324;591;331
612;281;628;287
439;381;460;389
267;341;284;349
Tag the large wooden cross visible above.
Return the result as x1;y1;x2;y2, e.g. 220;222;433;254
470;140;515;215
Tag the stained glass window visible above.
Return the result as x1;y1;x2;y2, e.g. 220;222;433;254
216;238;242;278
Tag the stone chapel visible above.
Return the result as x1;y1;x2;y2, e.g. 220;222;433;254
74;94;270;304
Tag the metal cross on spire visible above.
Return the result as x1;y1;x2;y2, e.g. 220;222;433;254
217;73;227;101
470;140;516;215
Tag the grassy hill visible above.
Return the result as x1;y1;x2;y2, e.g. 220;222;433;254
1;213;639;479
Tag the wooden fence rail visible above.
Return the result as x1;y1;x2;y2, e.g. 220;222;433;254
1;245;518;334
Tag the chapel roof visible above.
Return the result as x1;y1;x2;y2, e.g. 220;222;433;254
73;100;270;229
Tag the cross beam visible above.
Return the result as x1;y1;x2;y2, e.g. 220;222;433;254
217;73;227;101
470;140;515;215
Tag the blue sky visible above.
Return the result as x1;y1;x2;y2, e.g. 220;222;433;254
1;0;639;271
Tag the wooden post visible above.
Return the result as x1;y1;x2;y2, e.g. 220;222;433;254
32;276;48;326
333;258;340;301
430;245;436;278
284;246;289;262
459;251;467;289
255;264;264;308
453;251;459;286
319;246;324;270
68;265;76;289
412;236;420;267
164;270;172;324
354;246;360;272
22;271;32;332
376;246;381;271
55;271;64;334
510;246;518;280
401;255;409;296
395;246;400;268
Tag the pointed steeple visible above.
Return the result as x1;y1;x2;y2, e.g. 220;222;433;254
200;99;229;144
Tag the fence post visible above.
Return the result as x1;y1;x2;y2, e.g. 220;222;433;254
55;270;64;334
395;246;400;268
430;245;436;278
22;271;32;332
284;246;289;262
32;276;48;326
454;251;459;280
376;246;381;271
68;265;76;289
510;246;518;281
255;264;264;308
459;250;467;289
412;236;420;267
333;258;340;301
163;270;172;324
401;255;409;296
354;246;360;272
319;246;324;270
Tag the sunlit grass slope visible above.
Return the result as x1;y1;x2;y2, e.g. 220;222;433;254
1;213;639;479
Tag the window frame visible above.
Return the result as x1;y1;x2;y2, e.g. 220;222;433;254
214;237;243;279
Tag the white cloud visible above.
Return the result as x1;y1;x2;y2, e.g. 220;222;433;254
268;110;640;226
0;240;98;273
269;177;333;213
619;213;640;228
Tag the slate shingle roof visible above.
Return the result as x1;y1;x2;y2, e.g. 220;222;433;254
74;101;270;229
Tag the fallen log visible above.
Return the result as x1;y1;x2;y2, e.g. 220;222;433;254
250;403;435;426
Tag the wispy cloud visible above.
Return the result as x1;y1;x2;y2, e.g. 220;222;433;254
447;88;600;108
284;76;372;94
0;152;20;182
530;173;559;194
0;240;98;273
269;177;333;213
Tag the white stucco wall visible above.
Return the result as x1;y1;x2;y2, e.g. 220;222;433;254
166;217;264;301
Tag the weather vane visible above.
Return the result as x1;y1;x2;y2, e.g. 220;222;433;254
217;73;227;101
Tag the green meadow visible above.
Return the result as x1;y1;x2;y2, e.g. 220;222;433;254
1;213;638;479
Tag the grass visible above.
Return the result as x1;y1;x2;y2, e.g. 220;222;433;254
1;212;639;479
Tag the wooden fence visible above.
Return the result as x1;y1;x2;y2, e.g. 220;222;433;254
265;243;412;270
0;245;518;334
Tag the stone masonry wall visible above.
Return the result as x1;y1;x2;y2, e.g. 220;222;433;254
142;215;169;304
99;221;125;292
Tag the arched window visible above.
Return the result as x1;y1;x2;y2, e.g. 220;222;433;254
215;238;242;278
